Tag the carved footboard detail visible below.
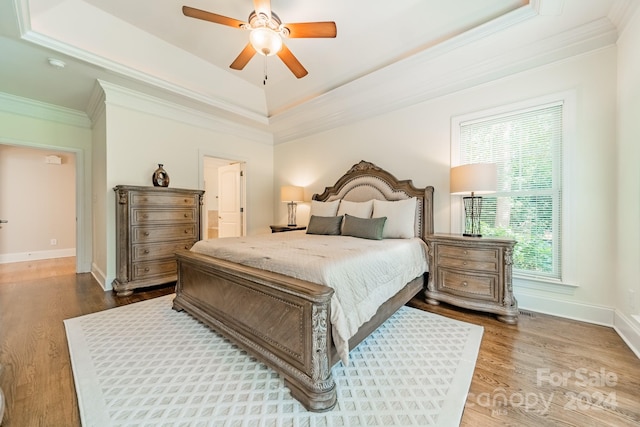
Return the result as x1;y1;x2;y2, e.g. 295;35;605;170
172;249;337;411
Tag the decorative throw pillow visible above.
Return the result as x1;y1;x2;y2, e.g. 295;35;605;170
310;200;340;217
341;214;386;240
306;215;343;235
337;199;374;218
372;197;417;238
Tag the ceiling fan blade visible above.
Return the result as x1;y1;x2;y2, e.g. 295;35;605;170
277;44;308;78
284;22;337;38
182;6;247;28
253;0;271;18
230;43;257;70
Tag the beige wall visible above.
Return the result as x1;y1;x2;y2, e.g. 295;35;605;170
275;46;621;325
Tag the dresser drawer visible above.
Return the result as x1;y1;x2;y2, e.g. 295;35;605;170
131;259;177;281
130;192;198;207
132;241;196;262
132;224;198;243
131;208;197;224
437;269;498;301
437;244;499;273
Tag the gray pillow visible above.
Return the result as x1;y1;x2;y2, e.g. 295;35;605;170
341;214;387;240
306;215;343;235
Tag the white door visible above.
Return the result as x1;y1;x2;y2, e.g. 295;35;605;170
217;163;243;237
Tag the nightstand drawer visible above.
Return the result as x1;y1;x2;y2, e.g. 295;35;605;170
132;208;196;224
437;245;499;272
438;270;498;301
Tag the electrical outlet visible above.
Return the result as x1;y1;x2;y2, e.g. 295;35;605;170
50;238;57;246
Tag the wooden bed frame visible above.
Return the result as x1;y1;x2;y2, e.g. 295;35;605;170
172;160;434;411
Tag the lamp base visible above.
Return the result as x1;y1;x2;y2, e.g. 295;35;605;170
287;202;297;227
463;233;482;238
463;196;483;237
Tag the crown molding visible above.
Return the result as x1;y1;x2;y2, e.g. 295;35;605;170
269;13;618;144
98;81;273;145
608;0;640;39
0;91;91;128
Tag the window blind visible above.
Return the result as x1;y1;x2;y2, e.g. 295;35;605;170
459;102;563;279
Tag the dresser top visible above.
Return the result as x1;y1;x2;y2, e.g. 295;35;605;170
113;185;204;194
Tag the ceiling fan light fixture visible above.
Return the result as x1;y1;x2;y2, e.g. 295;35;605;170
249;27;282;56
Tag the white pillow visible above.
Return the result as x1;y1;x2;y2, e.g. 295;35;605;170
372;197;417;238
337;200;373;218
310;199;340;216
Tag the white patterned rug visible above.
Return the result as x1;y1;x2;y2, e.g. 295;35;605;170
64;294;483;427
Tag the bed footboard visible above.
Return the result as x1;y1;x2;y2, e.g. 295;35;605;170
172;249;337;412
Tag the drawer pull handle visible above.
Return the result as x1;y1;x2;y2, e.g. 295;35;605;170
462;281;468;287
463;261;467;265
184;213;188;218
463;250;468;255
184;229;189;234
143;249;149;254
142;214;149;219
144;267;150;272
143;232;150;236
184;199;189;203
184;245;190;249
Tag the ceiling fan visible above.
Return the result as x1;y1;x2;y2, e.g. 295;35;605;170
182;0;337;79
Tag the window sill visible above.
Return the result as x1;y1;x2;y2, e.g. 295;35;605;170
514;274;578;295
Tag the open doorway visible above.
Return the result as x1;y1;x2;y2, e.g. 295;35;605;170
202;156;246;239
0;144;77;266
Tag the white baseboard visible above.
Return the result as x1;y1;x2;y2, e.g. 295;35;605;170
613;311;640;359
91;262;108;291
516;291;615;326
516;290;639;359
0;249;76;264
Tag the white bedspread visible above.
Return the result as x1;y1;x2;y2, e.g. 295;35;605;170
190;231;428;365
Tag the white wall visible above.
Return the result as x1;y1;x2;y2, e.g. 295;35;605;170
275;46;620;325
614;7;640;354
0;100;92;272
94;83;275;291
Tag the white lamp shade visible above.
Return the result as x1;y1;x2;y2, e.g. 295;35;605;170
250;28;282;56
450;163;497;195
281;185;304;202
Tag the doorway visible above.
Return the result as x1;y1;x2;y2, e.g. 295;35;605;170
202;156;246;239
0;144;78;266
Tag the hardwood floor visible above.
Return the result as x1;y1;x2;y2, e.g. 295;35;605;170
0;258;638;426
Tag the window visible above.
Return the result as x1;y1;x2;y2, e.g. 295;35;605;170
453;100;564;280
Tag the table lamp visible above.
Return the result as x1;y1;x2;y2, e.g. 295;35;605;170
281;185;304;226
450;163;497;237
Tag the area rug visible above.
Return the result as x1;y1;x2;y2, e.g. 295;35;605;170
64;294;483;426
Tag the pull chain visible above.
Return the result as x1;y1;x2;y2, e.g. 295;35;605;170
263;56;268;86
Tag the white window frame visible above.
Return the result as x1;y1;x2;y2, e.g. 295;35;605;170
451;91;576;291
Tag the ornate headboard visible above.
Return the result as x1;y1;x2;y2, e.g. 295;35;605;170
313;160;434;239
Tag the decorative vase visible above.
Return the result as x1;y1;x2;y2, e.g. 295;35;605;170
152;164;170;187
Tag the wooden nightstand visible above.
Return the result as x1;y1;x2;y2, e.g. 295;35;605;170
270;225;307;233
424;233;518;324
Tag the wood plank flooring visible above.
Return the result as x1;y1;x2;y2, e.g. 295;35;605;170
0;258;638;426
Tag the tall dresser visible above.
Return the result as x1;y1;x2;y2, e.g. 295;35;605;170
113;185;204;296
